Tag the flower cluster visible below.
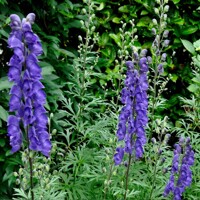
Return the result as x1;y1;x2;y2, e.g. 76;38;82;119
114;52;148;165
163;137;194;199
7;13;51;156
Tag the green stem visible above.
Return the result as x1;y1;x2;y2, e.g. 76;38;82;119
103;163;114;200
28;153;34;200
26;126;34;200
124;154;132;200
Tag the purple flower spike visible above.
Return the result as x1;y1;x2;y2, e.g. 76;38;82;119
114;51;148;165
7;13;51;157
163;137;194;199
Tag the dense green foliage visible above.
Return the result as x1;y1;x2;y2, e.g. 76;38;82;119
1;0;200;199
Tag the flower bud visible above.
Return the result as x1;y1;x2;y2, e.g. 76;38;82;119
52;129;57;135
164;5;169;12
140;49;148;57
82;8;87;14
102;167;107;173
152;28;156;35
151;137;156;144
163;40;170;47
152;19;157;25
161;53;167;61
13;172;18;177
163;14;168;21
154;8;159;15
158;64;164;74
163;30;169;38
147;56;152;64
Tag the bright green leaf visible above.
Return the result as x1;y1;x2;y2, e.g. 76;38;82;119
112;17;121;24
109;33;122;48
193;39;200;50
172;0;181;4
181;26;198;35
181;39;196;55
96;2;105;11
188;84;199;93
0;77;13;91
0;106;8;122
118;5;129;13
137;16;151;27
141;10;148;15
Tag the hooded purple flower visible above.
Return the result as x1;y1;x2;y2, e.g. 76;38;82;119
7;13;51;157
163;137;194;199
114;51;148;165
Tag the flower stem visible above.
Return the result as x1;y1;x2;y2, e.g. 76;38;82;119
124;154;132;200
103;163;114;200
28;153;34;200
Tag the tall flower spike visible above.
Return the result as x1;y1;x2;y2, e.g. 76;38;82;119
114;51;148;165
7;13;51;156
163;137;194;199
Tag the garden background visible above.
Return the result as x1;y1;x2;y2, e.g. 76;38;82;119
0;0;200;199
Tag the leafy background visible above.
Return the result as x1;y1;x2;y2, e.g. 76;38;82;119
0;0;200;199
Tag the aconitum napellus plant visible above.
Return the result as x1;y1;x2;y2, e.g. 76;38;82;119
163;137;194;200
114;52;148;165
7;13;51;157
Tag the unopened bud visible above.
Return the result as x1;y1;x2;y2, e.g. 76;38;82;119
152;28;156;35
82;8;87;14
154;8;159;15
151;137;156;144
140;49;147;57
13;172;18;177
152;19;157;25
163;39;170;47
164;5;169;12
163;30;169;38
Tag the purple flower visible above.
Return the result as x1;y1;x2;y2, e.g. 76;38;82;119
114;52;148;165
163;137;194;199
114;147;124;165
7;116;22;153
157;64;164;74
7;13;51;157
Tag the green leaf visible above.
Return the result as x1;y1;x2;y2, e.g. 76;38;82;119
0;106;8;122
172;17;184;25
112;17;121;24
193;39;200;50
40;62;55;75
99;32;110;46
137;16;152;27
118;5;129;13
172;0;180;4
188;84;199;93
181;26;198;35
109;33;122;48
0;138;6;147
170;74;178;82
0;77;13;91
141;10;148;15
96;2;105;11
0;29;9;38
181;39;196;55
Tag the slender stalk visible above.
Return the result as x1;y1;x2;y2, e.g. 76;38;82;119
149;137;163;199
103;163;114;200
26;127;34;200
28;153;34;200
149;154;158;199
124;154;132;200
